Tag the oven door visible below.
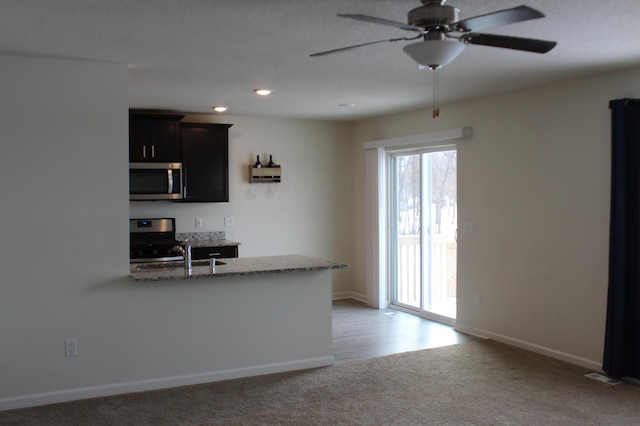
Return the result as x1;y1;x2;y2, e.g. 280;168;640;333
130;163;183;200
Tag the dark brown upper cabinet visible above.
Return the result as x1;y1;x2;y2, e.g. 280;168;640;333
129;113;184;162
180;122;232;202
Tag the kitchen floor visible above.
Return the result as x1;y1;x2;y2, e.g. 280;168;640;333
332;299;475;362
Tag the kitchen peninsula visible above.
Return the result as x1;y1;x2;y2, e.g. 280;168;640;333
126;254;348;397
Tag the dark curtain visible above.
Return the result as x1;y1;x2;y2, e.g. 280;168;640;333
604;98;640;378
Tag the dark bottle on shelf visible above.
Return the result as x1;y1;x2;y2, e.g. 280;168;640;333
267;155;274;168
255;155;262;168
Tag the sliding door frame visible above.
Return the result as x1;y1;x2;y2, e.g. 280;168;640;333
362;127;471;311
388;146;457;326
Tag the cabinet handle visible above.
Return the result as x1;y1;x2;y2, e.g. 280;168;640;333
209;252;221;257
151;145;155;158
142;145;147;159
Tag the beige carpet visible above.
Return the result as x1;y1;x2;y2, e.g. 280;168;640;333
2;340;640;425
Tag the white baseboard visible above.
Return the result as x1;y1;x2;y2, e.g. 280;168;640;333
455;323;602;372
332;291;367;303
0;356;335;412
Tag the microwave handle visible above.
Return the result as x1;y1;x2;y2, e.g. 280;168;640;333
167;169;173;194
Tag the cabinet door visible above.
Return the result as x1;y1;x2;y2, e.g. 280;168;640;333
129;113;183;162
129;117;149;162
150;120;181;162
181;123;231;202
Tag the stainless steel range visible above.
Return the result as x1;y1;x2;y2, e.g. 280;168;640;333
130;218;183;263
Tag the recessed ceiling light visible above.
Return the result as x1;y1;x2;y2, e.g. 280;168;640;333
254;89;272;96
212;106;228;112
339;103;356;109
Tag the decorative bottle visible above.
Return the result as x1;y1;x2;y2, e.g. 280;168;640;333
255;155;262;168
267;155;274;168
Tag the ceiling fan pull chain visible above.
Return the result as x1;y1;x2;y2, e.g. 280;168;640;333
432;68;440;119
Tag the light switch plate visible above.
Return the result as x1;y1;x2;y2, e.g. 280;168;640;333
224;217;235;227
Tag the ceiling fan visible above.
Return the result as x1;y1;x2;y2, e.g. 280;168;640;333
311;0;557;117
311;0;557;68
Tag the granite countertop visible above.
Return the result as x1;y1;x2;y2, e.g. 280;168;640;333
130;255;349;282
174;231;240;249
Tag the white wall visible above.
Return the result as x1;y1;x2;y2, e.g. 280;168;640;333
130;114;354;295
351;66;640;369
0;56;130;402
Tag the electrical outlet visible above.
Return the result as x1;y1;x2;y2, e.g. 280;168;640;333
463;221;476;234
65;339;78;357
475;293;482;305
195;217;203;228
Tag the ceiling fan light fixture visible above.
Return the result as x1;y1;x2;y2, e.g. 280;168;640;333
402;39;465;69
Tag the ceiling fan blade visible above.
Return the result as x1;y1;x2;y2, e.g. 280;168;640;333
462;33;557;53
337;14;424;33
310;35;418;57
454;5;545;32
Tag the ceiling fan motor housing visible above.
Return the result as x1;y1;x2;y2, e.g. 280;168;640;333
409;1;460;30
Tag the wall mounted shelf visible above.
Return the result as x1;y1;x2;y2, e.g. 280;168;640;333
250;165;281;183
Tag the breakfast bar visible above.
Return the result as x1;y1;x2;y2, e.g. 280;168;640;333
124;255;348;394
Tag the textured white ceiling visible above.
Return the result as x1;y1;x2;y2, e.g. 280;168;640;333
1;0;639;120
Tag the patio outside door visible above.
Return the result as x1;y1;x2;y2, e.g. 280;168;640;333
390;149;457;323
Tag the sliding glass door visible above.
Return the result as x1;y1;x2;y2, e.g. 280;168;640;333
390;148;457;323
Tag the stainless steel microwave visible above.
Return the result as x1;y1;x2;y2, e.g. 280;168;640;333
130;162;183;200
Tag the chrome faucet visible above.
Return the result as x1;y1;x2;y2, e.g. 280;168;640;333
173;239;192;275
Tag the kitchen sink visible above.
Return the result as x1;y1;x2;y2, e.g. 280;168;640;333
134;259;226;271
